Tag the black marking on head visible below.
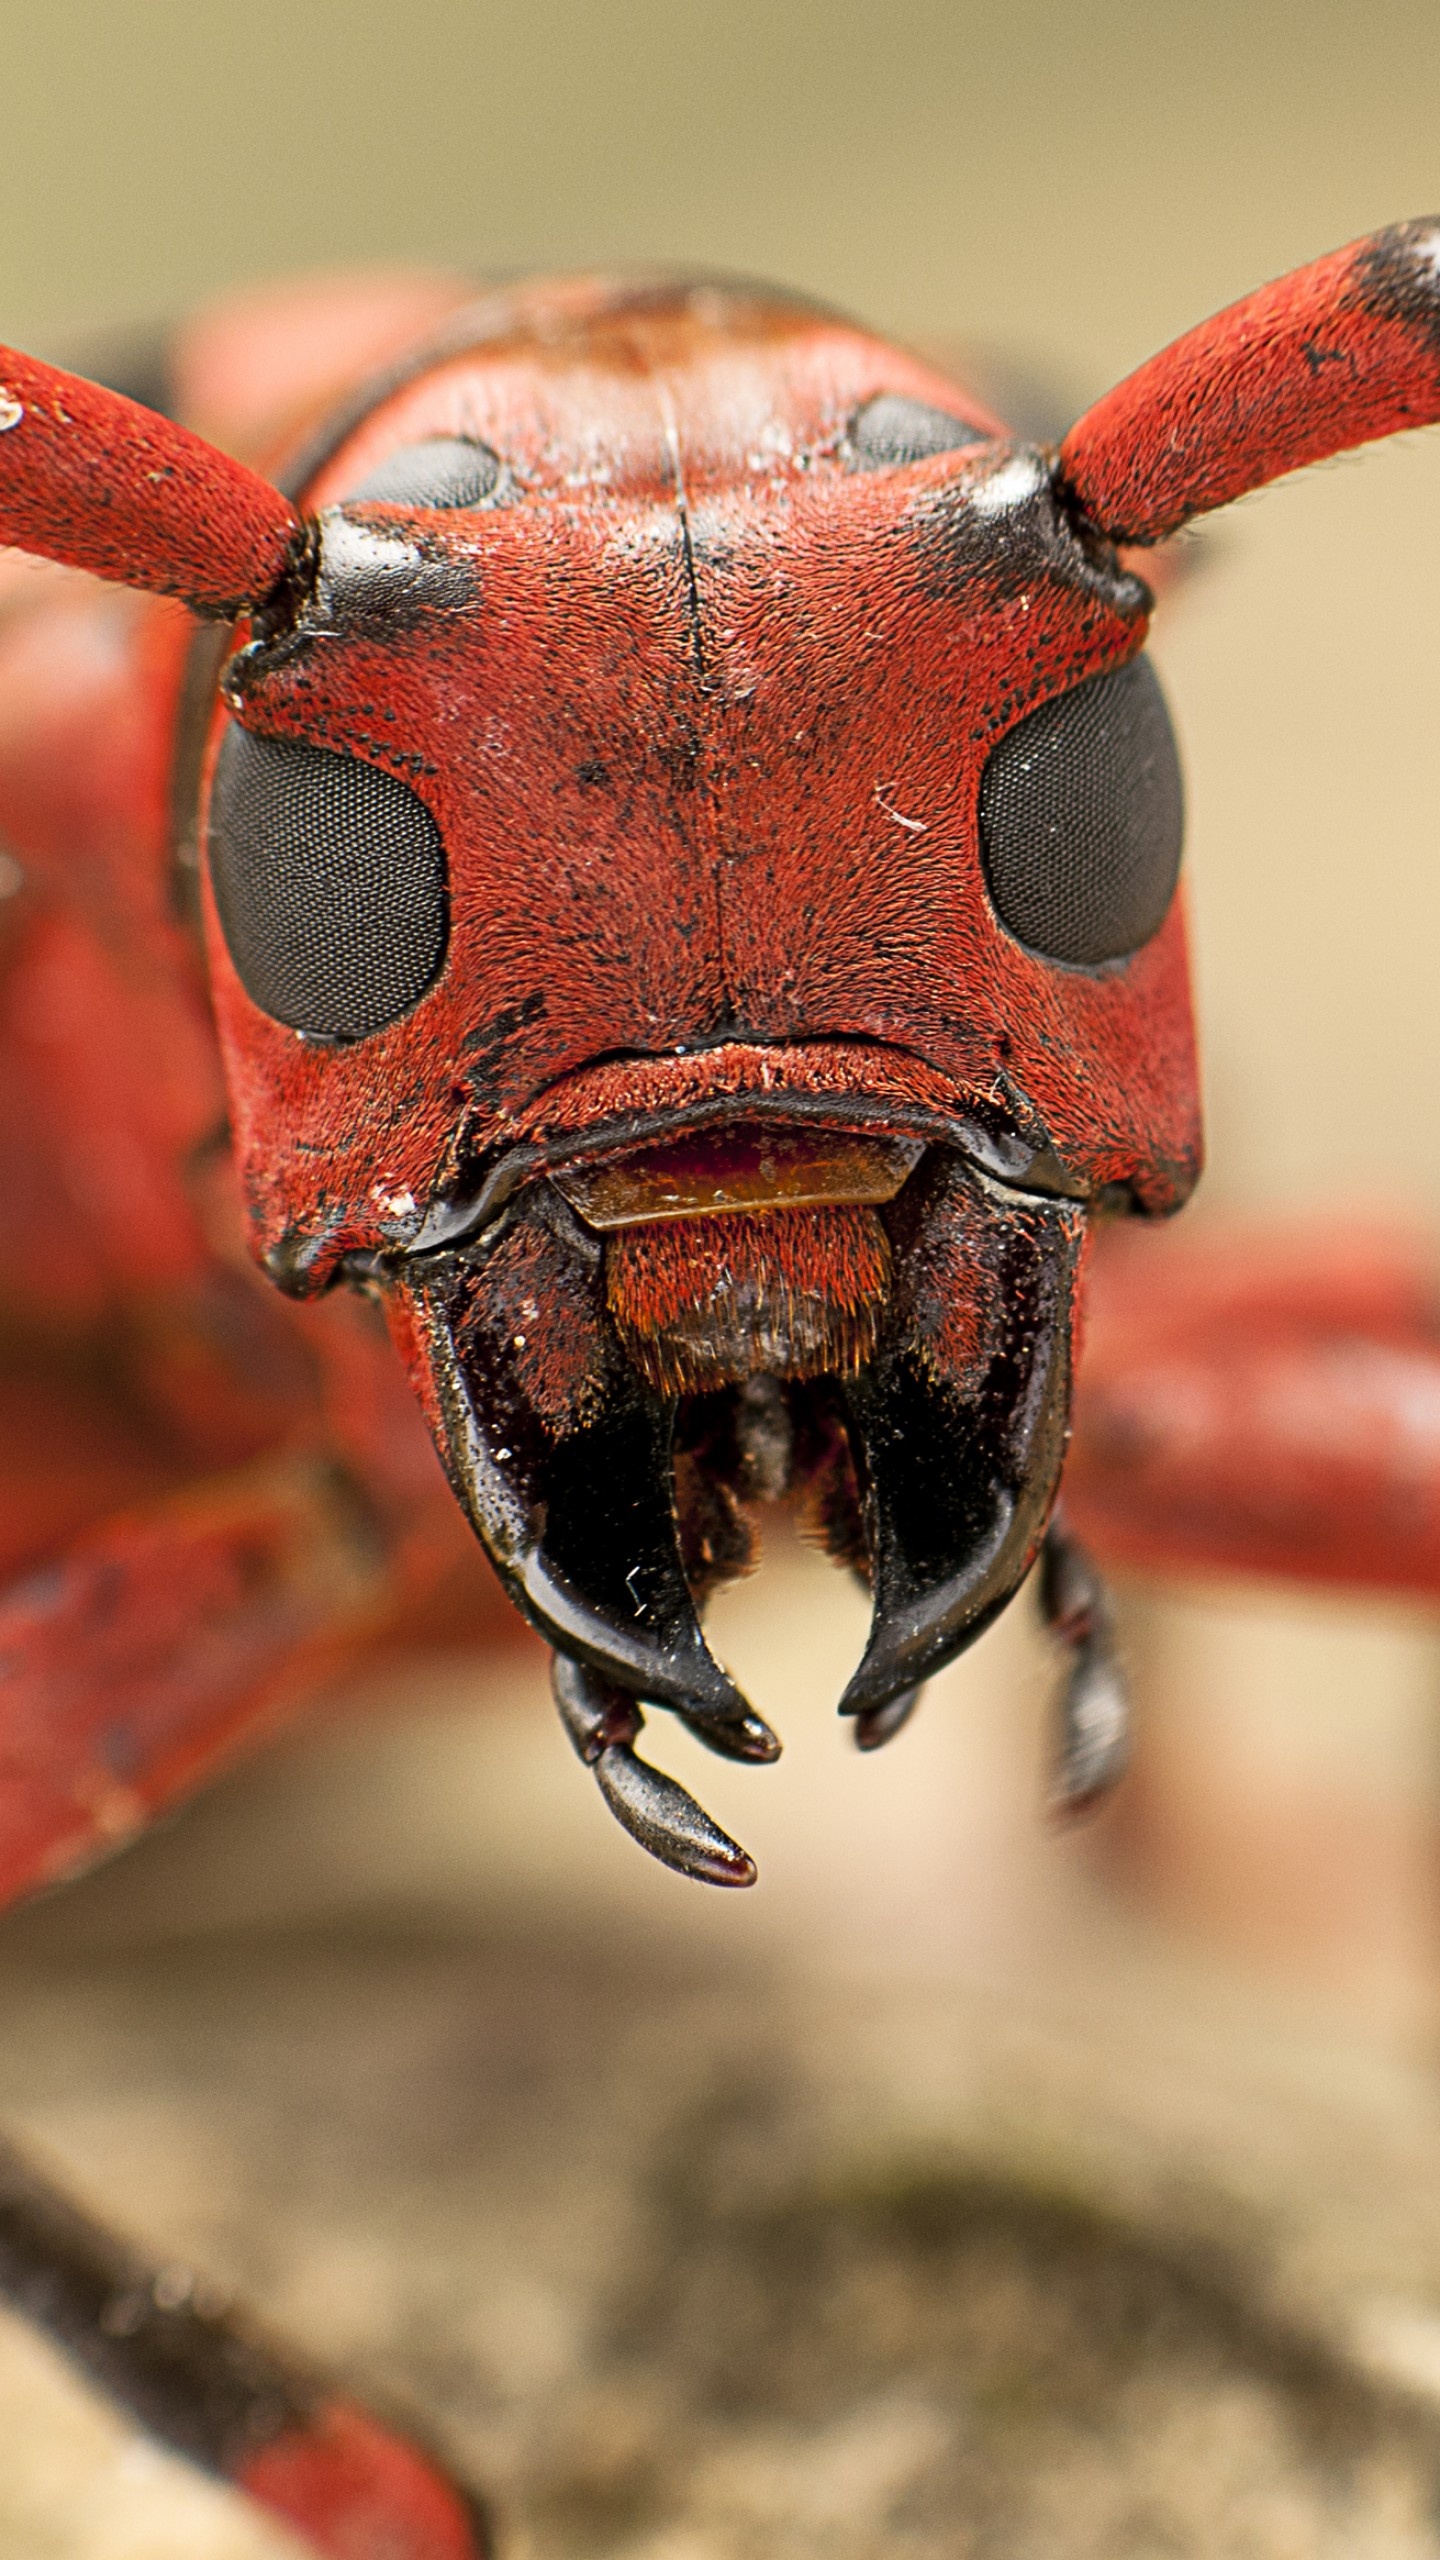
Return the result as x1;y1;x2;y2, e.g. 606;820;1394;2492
209;726;448;1038
262;1220;349;1296
910;448;1149;617
1353;216;1440;360
462;989;549;1099
221;511;476;700
462;990;549;1056
978;656;1183;968
340;435;503;509
313;512;477;634
846;392;987;469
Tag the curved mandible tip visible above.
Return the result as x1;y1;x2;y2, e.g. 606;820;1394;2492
0;346;303;617
1059;216;1440;545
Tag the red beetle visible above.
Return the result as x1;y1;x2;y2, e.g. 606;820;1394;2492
2;220;1440;2554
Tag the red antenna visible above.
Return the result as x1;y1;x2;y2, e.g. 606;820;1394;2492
1061;216;1440;544
0;347;301;617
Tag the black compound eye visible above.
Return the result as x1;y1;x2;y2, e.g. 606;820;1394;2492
978;656;1184;967
341;436;501;509
848;393;986;469
209;728;448;1039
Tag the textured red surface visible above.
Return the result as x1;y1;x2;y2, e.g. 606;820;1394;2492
607;1202;891;1390
0;347;300;614
201;283;1199;1278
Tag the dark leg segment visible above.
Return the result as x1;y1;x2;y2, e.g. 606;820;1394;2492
0;2132;489;2557
1038;1511;1129;1816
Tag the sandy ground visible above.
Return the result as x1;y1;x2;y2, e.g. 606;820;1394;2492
2;1540;1440;2555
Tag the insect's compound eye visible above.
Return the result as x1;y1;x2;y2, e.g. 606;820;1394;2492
977;656;1184;967
341;436;501;508
208;728;448;1039
847;393;987;468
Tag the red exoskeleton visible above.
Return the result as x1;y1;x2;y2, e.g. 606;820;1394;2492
2;221;1440;2554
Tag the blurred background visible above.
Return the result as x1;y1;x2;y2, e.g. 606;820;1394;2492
3;3;1440;2551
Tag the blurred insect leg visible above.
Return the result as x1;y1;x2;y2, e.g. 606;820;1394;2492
0;1451;389;1906
1068;1226;1440;1601
0;1456;493;2552
0;2133;489;2559
1038;1511;1129;1816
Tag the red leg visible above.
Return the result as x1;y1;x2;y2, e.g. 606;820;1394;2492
0;1453;379;1901
0;1455;491;2554
1067;1221;1440;1599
